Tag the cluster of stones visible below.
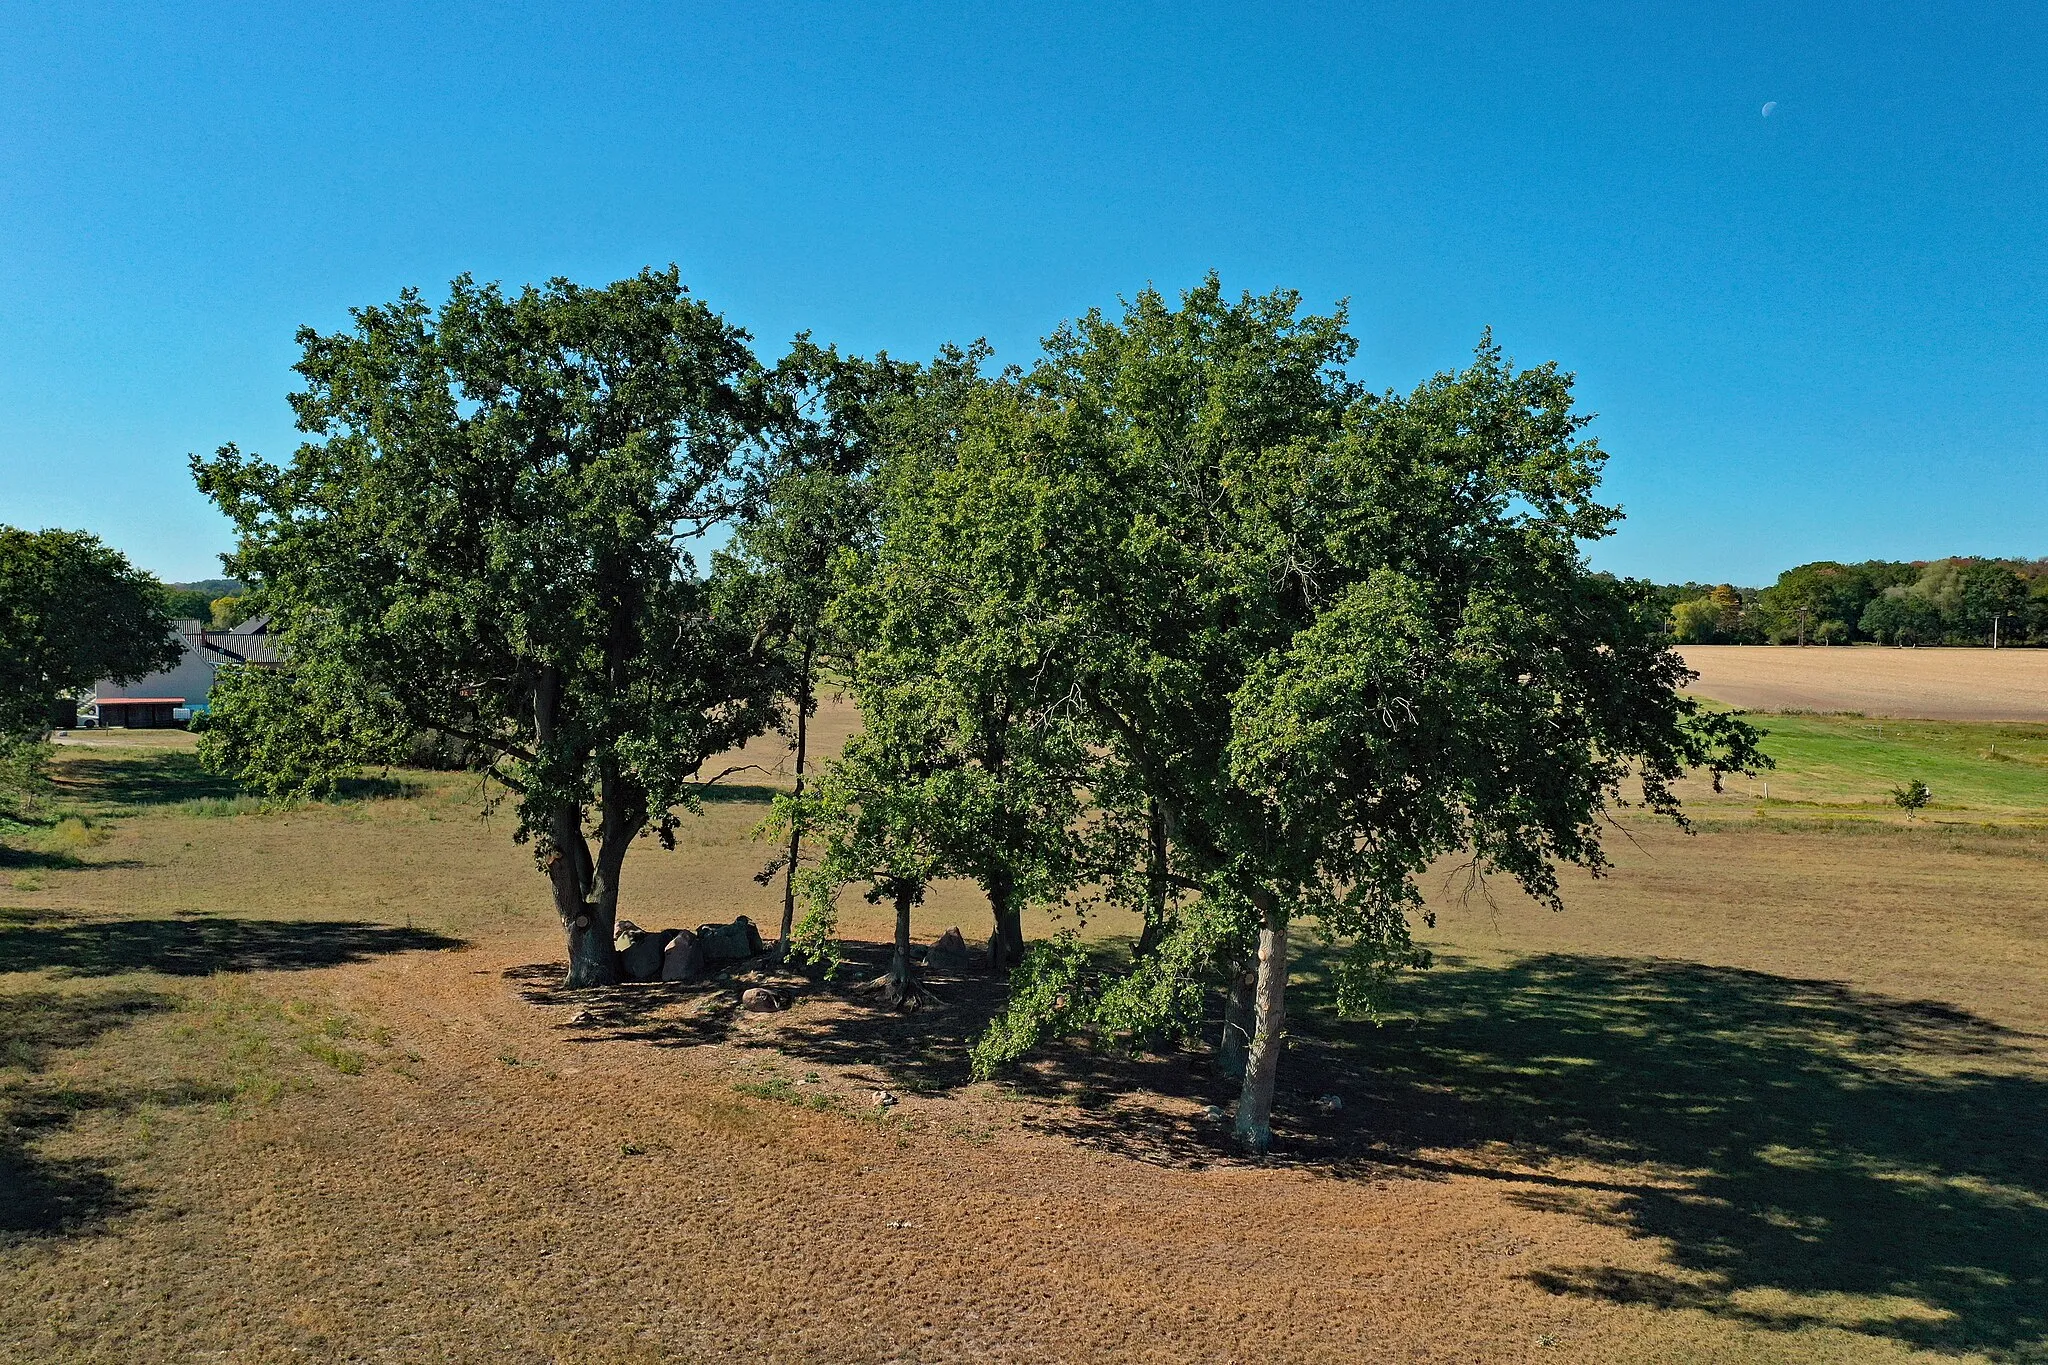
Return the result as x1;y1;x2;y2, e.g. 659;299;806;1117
612;915;763;984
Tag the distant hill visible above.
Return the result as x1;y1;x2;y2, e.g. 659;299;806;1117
158;578;248;623
167;578;246;598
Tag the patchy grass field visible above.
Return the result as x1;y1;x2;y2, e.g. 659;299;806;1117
2;719;2044;1363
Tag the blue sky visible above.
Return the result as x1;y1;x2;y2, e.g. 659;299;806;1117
2;2;2042;585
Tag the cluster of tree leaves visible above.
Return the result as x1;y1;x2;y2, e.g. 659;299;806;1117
192;269;1764;1150
195;269;792;987
0;527;184;739
1656;558;2048;647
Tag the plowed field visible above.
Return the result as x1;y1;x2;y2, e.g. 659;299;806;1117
1680;645;2048;721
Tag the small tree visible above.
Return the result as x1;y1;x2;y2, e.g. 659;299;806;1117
1860;589;1944;645
833;358;1090;971
1891;779;1932;815
788;676;954;1009
1670;596;1724;644
195;269;783;986
717;339;910;956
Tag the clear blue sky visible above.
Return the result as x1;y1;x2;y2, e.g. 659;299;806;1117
3;2;2043;586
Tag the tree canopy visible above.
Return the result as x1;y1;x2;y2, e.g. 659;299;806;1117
186;267;1779;1146
194;268;787;985
891;281;1764;1149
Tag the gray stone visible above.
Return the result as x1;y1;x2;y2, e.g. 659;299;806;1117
660;930;704;982
615;924;669;982
697;916;762;965
924;926;971;971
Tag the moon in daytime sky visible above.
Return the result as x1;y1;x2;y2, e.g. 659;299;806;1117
1761;101;1778;117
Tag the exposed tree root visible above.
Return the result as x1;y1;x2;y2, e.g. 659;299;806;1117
855;972;942;1013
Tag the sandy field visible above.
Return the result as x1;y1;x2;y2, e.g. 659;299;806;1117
1679;645;2048;721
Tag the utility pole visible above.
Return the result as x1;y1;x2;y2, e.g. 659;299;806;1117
1991;613;2002;649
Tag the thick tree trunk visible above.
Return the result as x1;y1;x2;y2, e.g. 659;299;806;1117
552;835;620;989
562;898;619;987
987;872;1024;974
776;644;814;958
1232;897;1289;1153
1218;961;1256;1079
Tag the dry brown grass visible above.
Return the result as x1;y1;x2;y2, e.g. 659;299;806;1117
2;722;2044;1362
1680;644;2048;721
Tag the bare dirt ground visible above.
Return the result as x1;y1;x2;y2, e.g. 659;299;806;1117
1680;645;2048;721
4;725;2045;1362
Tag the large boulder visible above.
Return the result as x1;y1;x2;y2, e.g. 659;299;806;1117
924;926;972;971
696;916;763;966
660;929;704;982
615;924;674;982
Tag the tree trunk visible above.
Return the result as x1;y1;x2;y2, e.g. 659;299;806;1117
1232;897;1288;1153
1136;797;1169;957
889;883;913;994
776;642;814;958
1218;960;1256;1080
562;897;619;987
859;881;934;1011
552;833;619;989
987;871;1024;974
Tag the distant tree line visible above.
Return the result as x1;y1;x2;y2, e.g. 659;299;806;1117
158;578;251;627
1647;558;2048;646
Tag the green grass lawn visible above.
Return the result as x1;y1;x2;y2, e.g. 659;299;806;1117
1702;710;2048;816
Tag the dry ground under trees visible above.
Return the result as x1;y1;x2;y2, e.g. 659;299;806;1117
2;680;2045;1362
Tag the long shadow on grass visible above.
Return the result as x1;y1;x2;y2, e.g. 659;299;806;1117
52;752;241;808
0;907;463;977
1311;953;2048;1361
53;752;416;812
2;910;462;1243
0;986;238;1243
531;937;2048;1360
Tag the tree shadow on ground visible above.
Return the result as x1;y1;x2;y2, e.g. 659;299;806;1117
0;987;195;1243
0;846;146;872
683;782;779;804
504;962;746;1048
51;753;419;812
51;752;241;809
1323;952;2048;1361
521;936;2048;1360
0;907;464;977
2;909;463;1244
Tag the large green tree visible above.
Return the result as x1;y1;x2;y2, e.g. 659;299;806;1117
195;269;784;986
949;281;1763;1150
0;527;182;739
